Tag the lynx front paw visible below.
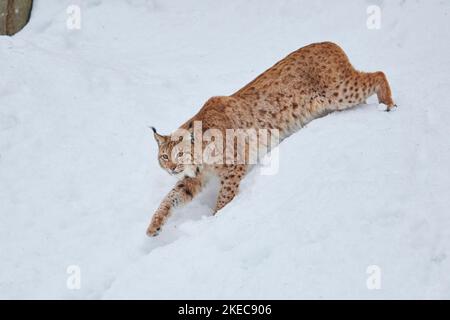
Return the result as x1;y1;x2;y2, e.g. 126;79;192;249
146;208;169;237
146;224;161;237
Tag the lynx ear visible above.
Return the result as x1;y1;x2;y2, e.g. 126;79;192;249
150;126;167;146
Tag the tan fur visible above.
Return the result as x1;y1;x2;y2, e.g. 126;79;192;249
147;42;395;236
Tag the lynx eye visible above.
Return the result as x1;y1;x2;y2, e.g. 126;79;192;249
160;154;169;161
177;152;184;158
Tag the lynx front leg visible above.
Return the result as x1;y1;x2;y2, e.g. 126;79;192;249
147;175;203;236
214;165;247;214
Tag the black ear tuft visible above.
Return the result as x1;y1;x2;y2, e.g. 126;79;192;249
150;126;166;146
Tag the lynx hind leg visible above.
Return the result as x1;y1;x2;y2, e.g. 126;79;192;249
335;71;395;112
359;71;396;111
214;165;247;213
371;71;396;111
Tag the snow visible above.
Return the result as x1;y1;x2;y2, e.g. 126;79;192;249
1;0;449;299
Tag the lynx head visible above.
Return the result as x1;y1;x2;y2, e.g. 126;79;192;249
151;127;197;179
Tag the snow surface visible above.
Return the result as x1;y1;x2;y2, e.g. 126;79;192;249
1;0;450;299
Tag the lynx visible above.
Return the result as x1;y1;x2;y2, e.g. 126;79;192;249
147;41;395;236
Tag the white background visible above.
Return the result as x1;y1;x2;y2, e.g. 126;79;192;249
0;0;449;298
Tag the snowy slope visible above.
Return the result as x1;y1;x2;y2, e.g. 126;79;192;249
1;0;449;299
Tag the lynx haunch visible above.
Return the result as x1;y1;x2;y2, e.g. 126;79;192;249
147;42;395;236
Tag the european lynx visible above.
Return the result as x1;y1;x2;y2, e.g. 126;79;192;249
147;42;395;236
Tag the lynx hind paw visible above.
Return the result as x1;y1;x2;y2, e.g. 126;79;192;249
385;103;398;112
379;103;397;112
